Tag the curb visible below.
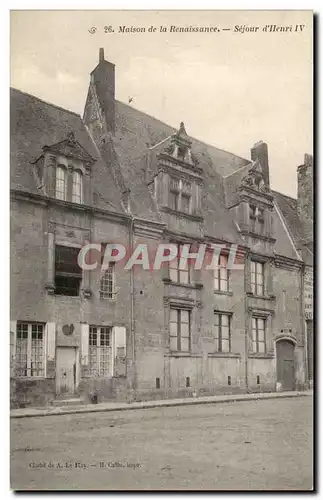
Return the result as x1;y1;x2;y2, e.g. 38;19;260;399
10;390;312;419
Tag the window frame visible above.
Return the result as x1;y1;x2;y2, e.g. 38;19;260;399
251;316;266;354
213;312;232;353
169;243;191;284
249;204;265;232
88;325;113;378
249;204;257;221
55;165;67;201
72;170;83;204
169;308;191;352
54;245;83;296
251;260;265;296
169;177;192;214
214;253;230;292
15;322;45;378
100;263;116;300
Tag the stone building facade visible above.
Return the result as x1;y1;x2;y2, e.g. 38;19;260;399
10;49;313;407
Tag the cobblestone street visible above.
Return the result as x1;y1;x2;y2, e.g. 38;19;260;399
11;396;313;491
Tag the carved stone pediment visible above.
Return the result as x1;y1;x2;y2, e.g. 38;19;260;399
241;160;270;193
42;132;96;165
162;122;199;167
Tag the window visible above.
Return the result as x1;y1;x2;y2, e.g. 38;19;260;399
252;317;266;353
182;181;192;214
55;245;82;296
100;264;115;299
181;193;191;213
55;166;67;201
16;322;45;377
249;204;265;232
177;145;186;161
169;243;190;284
214;254;229;292
214;313;231;352
88;326;113;377
170;309;191;352
169;177;192;214
251;261;265;296
257;208;265;232
169;178;180;211
249;204;257;220
258;208;264;223
72;170;83;204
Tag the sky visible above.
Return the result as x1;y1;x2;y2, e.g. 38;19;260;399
10;10;313;197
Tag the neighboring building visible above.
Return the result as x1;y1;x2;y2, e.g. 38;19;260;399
10;49;313;407
274;153;314;386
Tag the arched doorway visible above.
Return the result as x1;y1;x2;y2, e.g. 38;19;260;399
276;339;296;391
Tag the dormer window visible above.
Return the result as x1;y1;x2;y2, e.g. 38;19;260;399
72;170;83;204
55;165;67;201
249;204;265;233
38;131;94;205
177;145;186;161
169;177;192;214
169;178;180;211
249;204;257;220
258;208;264;223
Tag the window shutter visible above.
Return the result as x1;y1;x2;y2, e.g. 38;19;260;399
114;326;126;356
113;326;126;377
10;321;16;378
266;261;273;296
114;326;126;348
46;322;56;361
81;323;89;365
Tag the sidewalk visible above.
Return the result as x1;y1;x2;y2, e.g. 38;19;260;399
10;389;313;419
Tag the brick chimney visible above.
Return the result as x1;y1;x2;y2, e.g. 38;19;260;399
90;47;115;135
297;153;313;221
251;141;270;186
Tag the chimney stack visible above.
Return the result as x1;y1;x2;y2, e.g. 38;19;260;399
88;48;115;135
297;153;313;221
250;141;270;186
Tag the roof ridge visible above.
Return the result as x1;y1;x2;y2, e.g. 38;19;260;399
116;99;249;164
222;162;252;179
10;87;82;118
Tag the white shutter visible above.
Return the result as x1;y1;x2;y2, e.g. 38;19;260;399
46;322;56;361
10;321;17;378
81;324;89;365
113;326;126;354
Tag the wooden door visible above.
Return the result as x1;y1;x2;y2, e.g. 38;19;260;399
276;339;295;391
56;347;77;395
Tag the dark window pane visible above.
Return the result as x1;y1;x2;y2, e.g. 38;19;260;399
169;192;179;211
55;246;82;276
181;194;191;213
55;276;81;296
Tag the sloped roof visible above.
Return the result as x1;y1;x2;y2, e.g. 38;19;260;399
10;88;123;212
114;100;250;179
272;204;301;261
273;190;313;265
273;191;303;243
222;162;253;207
113;100;249;241
11;87;311;259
